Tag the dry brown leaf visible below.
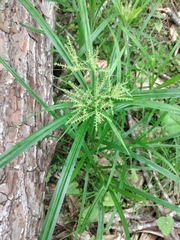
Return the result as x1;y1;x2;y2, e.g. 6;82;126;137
84;59;108;84
78;231;91;240
169;24;178;42
128;172;144;190
103;233;122;240
137;229;164;238
138;232;158;240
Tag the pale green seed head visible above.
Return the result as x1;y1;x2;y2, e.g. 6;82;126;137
59;38;133;131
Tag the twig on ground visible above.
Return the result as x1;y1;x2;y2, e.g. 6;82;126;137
111;219;180;235
154;69;171;80
104;211;155;224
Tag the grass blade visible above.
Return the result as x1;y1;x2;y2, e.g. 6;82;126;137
0;57;58;119
131;100;180;114
74;162;90;238
78;13;118;56
96;205;104;240
79;187;106;233
20;23;44;34
0;115;69;168
19;0;87;88
108;120;129;154
132;88;180;99
155;75;180;89
78;0;93;53
110;190;130;239
115;99;180;115
125;184;180;213
39;120;89;240
102;140;180;184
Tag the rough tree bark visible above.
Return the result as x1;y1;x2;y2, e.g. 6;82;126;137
0;1;56;239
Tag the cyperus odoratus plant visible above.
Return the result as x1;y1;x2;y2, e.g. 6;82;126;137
57;37;133;131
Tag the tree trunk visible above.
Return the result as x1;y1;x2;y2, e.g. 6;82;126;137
0;1;56;239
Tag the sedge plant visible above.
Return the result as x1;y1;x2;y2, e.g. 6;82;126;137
0;0;180;239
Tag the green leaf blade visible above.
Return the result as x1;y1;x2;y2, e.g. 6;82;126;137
0;116;68;168
39;120;89;240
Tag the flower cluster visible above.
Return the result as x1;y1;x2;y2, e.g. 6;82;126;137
59;38;133;131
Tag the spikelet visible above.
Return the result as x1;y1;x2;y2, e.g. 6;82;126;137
59;38;133;131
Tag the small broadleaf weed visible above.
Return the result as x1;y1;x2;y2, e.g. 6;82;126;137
57;37;133;131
